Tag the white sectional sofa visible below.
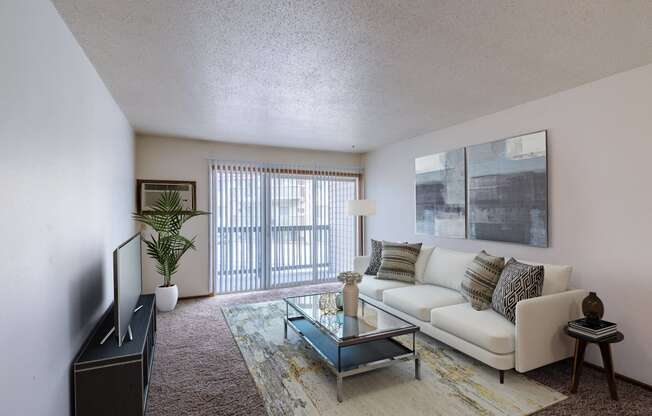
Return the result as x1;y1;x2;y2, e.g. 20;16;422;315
353;246;588;382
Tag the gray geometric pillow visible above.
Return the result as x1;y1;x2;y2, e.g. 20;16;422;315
491;258;544;323
364;239;383;275
376;241;422;283
461;251;505;311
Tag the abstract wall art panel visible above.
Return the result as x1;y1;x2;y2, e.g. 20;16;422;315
466;131;548;247
415;148;466;238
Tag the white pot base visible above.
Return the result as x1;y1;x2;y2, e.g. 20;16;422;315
155;285;179;312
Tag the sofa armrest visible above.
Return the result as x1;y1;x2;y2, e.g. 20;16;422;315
515;289;588;372
353;256;370;275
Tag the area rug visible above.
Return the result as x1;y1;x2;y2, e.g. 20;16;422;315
222;300;566;416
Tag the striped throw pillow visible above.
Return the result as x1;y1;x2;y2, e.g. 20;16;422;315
376;241;422;283
460;251;505;310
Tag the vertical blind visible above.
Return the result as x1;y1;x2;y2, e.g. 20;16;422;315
209;161;359;294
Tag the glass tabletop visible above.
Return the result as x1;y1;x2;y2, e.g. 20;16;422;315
284;292;416;342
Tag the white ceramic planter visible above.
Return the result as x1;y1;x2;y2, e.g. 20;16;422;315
155;285;179;312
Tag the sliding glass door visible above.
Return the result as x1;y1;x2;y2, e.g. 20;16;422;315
211;166;264;293
270;175;315;287
210;163;358;294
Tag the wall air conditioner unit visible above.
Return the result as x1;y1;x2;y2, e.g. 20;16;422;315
137;180;196;213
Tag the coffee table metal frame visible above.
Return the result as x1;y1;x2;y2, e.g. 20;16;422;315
283;292;420;402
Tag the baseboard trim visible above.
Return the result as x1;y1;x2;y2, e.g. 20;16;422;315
583;361;652;392
179;293;213;300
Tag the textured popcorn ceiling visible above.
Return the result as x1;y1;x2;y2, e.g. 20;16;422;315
52;1;652;152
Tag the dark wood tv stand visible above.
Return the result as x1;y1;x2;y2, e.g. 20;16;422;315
73;294;157;416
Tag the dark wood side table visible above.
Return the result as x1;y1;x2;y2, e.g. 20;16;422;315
565;327;624;401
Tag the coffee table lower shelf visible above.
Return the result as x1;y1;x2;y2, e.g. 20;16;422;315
284;315;420;402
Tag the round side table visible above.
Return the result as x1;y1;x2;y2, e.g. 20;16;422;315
565;327;624;401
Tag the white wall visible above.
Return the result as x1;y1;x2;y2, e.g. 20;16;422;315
0;1;134;415
364;62;652;385
136;135;362;297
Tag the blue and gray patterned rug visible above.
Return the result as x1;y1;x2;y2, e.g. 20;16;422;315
222;300;566;416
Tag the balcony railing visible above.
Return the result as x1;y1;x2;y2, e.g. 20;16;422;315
215;224;335;292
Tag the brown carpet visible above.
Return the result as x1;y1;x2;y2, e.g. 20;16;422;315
146;283;651;416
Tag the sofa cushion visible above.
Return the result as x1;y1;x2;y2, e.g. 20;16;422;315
414;245;435;283
423;247;476;291
430;303;515;354
382;285;465;321
358;275;412;301
492;259;544;323
461;251;505;310
376;241;422;283
514;258;572;295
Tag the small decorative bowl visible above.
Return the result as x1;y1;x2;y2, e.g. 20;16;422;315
337;271;362;285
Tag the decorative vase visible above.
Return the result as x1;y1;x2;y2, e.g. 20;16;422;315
318;293;338;315
342;280;359;317
337;271;362;317
582;291;604;322
155;285;179;312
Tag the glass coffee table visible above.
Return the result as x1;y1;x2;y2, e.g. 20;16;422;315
283;292;420;402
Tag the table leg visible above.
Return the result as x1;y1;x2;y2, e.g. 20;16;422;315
337;374;343;403
284;304;288;340
413;332;420;380
599;343;619;401
570;338;588;393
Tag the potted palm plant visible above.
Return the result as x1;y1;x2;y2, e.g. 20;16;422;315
133;191;207;312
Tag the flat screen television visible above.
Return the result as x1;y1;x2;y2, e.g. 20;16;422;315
112;233;142;347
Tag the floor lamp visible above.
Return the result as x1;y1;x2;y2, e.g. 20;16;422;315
346;199;376;256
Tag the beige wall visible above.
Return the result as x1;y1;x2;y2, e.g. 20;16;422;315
135;135;362;297
0;1;135;414
363;62;652;384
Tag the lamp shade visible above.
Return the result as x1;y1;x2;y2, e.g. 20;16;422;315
346;199;376;216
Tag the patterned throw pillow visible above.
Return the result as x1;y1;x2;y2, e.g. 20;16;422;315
364;239;383;275
491;259;544;323
461;251;505;310
376;241;422;283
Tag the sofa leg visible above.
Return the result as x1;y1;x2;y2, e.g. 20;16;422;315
499;370;505;384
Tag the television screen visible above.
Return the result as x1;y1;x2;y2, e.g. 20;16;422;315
113;233;142;347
